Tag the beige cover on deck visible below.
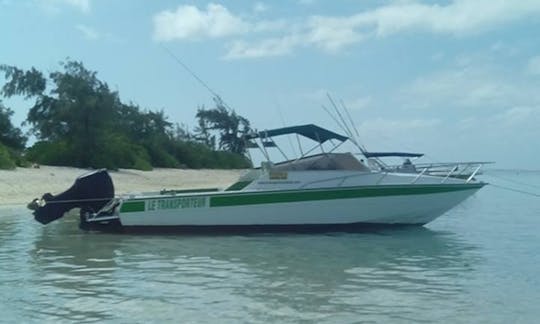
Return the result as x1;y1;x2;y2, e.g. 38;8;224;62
271;153;369;171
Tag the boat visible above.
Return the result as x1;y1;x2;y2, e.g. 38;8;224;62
27;124;488;233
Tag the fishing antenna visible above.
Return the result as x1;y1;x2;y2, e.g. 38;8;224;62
161;45;256;161
323;102;363;153
327;93;354;139
326;93;368;154
340;99;361;139
160;44;234;111
339;99;367;153
322;104;347;136
275;100;298;157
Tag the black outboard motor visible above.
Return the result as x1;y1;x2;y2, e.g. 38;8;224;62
28;169;115;225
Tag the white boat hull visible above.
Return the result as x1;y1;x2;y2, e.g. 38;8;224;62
116;184;482;228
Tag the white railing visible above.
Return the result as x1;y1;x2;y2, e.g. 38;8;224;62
384;161;492;184
298;161;491;188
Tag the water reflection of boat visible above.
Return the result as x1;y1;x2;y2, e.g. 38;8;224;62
23;220;479;322
27;125;488;232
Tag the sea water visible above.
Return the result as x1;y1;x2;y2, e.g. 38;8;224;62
0;171;539;323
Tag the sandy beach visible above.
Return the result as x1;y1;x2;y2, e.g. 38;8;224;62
0;166;245;206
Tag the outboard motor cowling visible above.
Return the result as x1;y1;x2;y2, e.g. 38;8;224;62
28;169;114;225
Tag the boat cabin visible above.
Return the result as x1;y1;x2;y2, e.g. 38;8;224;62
269;153;370;171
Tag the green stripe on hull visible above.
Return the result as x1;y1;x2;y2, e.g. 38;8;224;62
119;183;484;213
225;180;253;191
209;184;484;207
120;201;145;213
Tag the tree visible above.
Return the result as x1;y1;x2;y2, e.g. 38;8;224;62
0;60;252;170
0;65;46;99
0;100;26;150
195;96;251;154
1;60;129;168
193;104;216;149
0;100;26;169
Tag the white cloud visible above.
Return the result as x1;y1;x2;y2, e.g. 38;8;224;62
251;19;290;33
221;14;366;58
402;64;540;110
305;0;540;50
305;16;364;52
358;118;440;134
527;55;540;75
153;3;249;41
63;0;89;12
344;96;372;111
394;54;540;167
253;2;268;13
457;105;540;147
153;1;540;59
225;36;299;59
490;106;540;127
347;0;540;37
232;0;540;59
222;16;367;58
355;118;441;152
76;24;99;40
37;0;90;13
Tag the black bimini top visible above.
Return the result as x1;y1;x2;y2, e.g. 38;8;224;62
247;124;348;144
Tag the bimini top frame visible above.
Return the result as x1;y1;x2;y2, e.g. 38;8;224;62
245;124;349;163
246;124;348;143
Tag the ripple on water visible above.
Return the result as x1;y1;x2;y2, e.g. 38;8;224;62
1;178;540;323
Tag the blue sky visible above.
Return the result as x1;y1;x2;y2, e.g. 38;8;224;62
1;0;540;169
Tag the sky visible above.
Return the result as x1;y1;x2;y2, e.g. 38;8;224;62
1;0;540;169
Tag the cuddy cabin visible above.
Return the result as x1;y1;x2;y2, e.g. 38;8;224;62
236;124;484;191
232;150;478;195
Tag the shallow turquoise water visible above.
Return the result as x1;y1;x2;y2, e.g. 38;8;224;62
1;171;539;323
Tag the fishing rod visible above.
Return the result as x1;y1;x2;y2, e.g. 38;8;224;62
160;44;234;112
339;98;368;153
325;93;369;156
327;93;355;140
160;44;259;158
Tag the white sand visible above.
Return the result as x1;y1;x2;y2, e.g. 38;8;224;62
0;166;245;206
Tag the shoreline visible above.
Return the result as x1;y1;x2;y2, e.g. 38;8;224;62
0;166;245;206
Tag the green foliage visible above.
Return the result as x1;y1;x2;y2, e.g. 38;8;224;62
0;65;46;99
0;101;26;150
1;60;252;170
98;135;153;170
195;97;251;154
0;100;26;168
25;141;72;166
170;140;215;168
0;143;16;169
169;140;251;169
212;151;252;169
25;137;154;171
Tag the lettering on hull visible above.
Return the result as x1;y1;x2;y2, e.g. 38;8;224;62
146;197;208;211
